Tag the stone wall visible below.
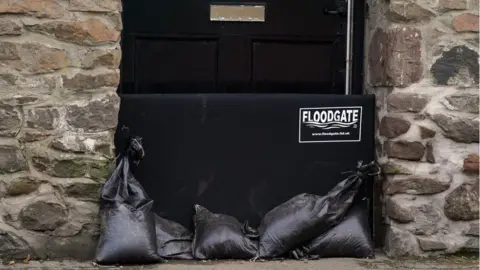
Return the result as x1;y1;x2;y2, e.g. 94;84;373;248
0;0;122;260
366;0;479;257
0;0;478;262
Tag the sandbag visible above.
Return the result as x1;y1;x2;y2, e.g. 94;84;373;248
291;205;374;259
155;214;194;260
192;205;258;260
256;161;379;259
94;137;164;265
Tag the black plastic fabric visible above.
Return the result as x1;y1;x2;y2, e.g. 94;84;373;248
256;161;379;259
155;214;194;260
291;205;374;259
94;137;163;265
192;205;259;260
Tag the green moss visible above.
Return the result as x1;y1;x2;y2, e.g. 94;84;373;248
52;159;88;178
88;160;115;182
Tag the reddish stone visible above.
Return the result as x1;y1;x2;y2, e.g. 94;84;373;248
453;13;479;32
369;27;423;87
464;154;479;174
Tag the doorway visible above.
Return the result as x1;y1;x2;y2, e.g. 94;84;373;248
119;0;365;95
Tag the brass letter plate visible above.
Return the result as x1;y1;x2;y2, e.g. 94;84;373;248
210;4;265;22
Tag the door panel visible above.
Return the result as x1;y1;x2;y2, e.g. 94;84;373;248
120;0;349;94
135;38;218;93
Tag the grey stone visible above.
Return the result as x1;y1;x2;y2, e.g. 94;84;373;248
387;0;435;22
379;116;411;138
383;160;414;175
438;0;467;10
444;182;479;221
430;113;479;143
0;230;33;259
66;95;119;132
53;200;99;237
384;226;419;257
32;156;89;178
462;238;479;252
442;93;479;114
6;177;40;196
50;133;112;155
0;145;28;174
386;197;414;223
426;141;435;163
62;72;119;90
387;93;429;113
466;221;479;236
64;181;101;202
19;201;68;231
0;20;22;35
384;176;450;195
431;45;479;86
419;126;436;139
386;141;425;161
411;204;443;235
45;235;97;260
417;236;448;251
0;106;21;134
26;107;59;130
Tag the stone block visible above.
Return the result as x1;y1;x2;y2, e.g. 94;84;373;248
438;0;467;10
0;230;33;259
384;175;450;195
68;0;122;12
66;94;119;132
26;18;120;45
387;0;435;22
0;20;22;35
0;145;28;174
453;13;479;32
32;156;89;178
387;92;429;113
430;113;479;143
379;116;411;139
80;49;121;69
386;140;425;161
441;93;479;114
50;132;112;155
0;41;69;74
426;141;435;163
0;0;65;19
463;154;479;174
19;201;68;231
417;236;448;251
444;182;479;221
6;177;41;196
369;27;423;88
386;196;414;223
384;226;420;257
431;45;479;86
419;125;436;139
62;72;119;90
26;107;60;130
0;105;21;135
63;180;101;202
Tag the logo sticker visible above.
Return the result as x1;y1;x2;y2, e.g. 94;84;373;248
298;106;363;143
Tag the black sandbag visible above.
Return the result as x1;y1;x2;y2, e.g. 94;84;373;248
256;161;379;259
155;214;194;260
291;205;374;259
94;137;164;265
192;205;259;260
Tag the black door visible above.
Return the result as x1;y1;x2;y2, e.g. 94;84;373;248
120;0;362;94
